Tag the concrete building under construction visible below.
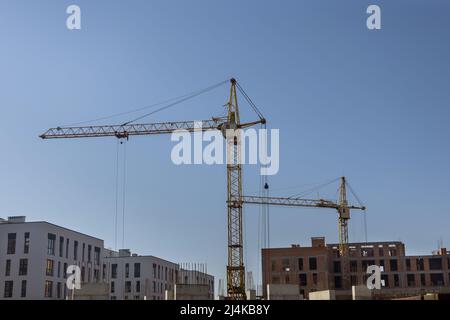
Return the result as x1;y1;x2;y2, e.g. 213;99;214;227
262;237;450;299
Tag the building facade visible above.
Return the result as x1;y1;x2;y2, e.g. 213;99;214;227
262;237;450;299
0;216;104;300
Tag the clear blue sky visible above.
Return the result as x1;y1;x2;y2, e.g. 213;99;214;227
1;0;450;288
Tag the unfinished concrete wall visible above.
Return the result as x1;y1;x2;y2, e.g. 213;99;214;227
73;283;109;300
266;284;302;300
308;290;336;300
174;284;211;300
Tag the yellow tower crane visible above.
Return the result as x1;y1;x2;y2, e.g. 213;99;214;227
241;177;366;290
40;78;265;300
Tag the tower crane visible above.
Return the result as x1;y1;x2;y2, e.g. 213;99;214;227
40;78;265;300
241;177;366;290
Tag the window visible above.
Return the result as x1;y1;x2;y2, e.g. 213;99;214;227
59;236;64;257
393;274;400;287
88;245;92;262
165;267;168;280
47;233;56;255
379;259;385;269
7;233;16;254
111;264;118;279
333;261;341;273
81;267;85;282
309;257;317;270
136;281;141;293
125;263;130;278
158;265;161;279
282;258;290;271
74;241;79;261
24;232;30;254
429;258;442;270
5;260;11;276
94;247;100;265
111;296;116;300
19;259;28;276
407;274;415;287
406;259;411;271
134;295;140;300
4;281;13;298
57;282;61;299
82;243;85;261
334;276;342;289
63;263;68;279
111;281;115;293
44;280;53;298
46;259;54;276
58;262;61;278
420;274;426;286
381;274;389;287
388;247;397;257
390;259;398;272
125;281;131;293
94;269;99;282
361;247;374;257
153;264;157;278
378;247;384;257
351;276;358;286
103;264;107;281
285;275;290;283
312;273;318;285
416;258;424;271
271;261;276;271
430;273;444;286
65;239;69;259
350;260;357;272
21;280;27;298
153;281;156;293
134;263;141;278
298;258;303;271
299;273;307;286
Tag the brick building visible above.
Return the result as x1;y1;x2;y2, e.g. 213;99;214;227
262;237;450;299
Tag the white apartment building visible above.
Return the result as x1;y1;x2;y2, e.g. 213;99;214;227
0;216;104;300
103;249;179;300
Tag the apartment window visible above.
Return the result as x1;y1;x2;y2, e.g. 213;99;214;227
134;263;141;278
416;258;424;271
285;275;290;283
430;273;444;286
103;264;107;281
298;258;303;271
111;281;115;293
378;247;384;257
351;276;357;286
134;295;140;300
5;259;11;276
4;281;13;298
65;239;69;259
309;257;317;270
407;274;415;287
334;276;342;289
74;241;79;261
165;267;168;280
94;269;99;282
158;265;161;279
299;273;307;286
63;263;68;279
59;236;64;257
153;281;156;293
361;247;374;257
350;260;357;272
136;281;141;293
379;259;385;269
19;259;28;276
125;263;130;278
94;247;100;265
393;274;400;287
125;281;131;293
388;248;397;257
81;267;85;282
420;274;426;286
271;261;276;272
429;258;442;271
333;261;341;273
282;258;290;271
24;232;30;254
58;262;61;278
153;264;157;278
44;280;53;298
46;259;54;276
47;233;56;255
82;243;85;261
381;274;389;287
111;264;118;279
21;280;27;298
88;245;92;263
57;282;61;299
406;259;411;271
390;259;398;272
312;273;318;285
7;233;16;254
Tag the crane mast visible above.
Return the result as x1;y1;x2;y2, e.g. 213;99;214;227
40;78;264;300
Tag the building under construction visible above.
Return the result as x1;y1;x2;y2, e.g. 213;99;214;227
262;237;450;300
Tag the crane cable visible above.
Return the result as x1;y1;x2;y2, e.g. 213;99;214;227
346;181;368;243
